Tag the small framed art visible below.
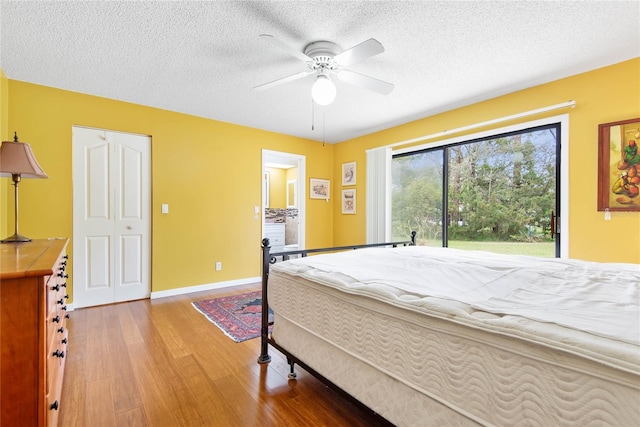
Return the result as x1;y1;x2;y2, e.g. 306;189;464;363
341;189;356;214
310;178;330;200
342;161;356;186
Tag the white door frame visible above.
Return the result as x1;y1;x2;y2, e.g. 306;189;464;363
262;149;306;250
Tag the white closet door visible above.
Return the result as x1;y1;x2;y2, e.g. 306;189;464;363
73;127;150;308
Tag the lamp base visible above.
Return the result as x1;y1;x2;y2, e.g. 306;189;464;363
1;233;32;243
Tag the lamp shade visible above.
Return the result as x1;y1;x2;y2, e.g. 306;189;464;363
312;74;336;106
0;139;48;178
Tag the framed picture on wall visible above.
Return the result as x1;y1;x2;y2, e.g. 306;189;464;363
310;178;330;200
597;117;640;211
341;189;356;214
342;161;356;186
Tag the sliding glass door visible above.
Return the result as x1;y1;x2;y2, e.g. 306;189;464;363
392;150;444;245
392;124;560;257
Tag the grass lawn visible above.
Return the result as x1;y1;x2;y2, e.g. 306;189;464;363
447;240;556;257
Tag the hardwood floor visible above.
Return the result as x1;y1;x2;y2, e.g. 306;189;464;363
59;284;391;426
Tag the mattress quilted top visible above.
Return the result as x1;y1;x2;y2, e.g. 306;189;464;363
272;246;640;371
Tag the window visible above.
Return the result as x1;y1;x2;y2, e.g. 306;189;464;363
392;124;560;257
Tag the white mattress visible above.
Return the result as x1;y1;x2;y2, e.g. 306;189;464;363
273;314;479;427
268;247;640;426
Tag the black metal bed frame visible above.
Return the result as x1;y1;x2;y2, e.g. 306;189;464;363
257;232;416;424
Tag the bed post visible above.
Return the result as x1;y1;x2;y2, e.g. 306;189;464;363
258;238;272;364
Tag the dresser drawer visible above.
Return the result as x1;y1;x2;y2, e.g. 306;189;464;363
46;309;67;426
264;223;285;250
268;233;285;247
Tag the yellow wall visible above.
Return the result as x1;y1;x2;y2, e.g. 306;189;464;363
266;167;286;208
266;167;301;208
0;69;9;238
333;58;640;264
5;81;335;298
0;70;8;141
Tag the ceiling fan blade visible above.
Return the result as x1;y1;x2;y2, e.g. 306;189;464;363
334;38;385;67
336;70;394;95
254;70;314;91
260;34;312;63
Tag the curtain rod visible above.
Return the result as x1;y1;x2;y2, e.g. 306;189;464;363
383;100;576;150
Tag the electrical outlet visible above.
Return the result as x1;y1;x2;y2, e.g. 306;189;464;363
215;261;222;271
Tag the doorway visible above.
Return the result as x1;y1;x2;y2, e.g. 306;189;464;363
262;150;306;251
72;126;151;308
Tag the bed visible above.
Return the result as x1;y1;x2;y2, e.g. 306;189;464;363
258;236;640;426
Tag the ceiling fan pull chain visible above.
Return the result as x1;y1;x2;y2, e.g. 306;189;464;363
322;109;326;147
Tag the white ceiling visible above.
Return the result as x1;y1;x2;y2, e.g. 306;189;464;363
1;1;638;144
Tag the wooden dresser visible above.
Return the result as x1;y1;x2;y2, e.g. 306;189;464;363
0;239;70;427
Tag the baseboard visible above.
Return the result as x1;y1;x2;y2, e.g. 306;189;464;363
150;276;261;300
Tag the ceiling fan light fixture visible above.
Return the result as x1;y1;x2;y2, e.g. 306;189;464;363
312;74;336;106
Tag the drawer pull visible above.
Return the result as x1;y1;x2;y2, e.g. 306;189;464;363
65;314;70;319
51;284;60;292
63;254;69;259
57;272;69;279
57;299;64;305
52;349;65;358
52;316;60;323
64;294;70;299
50;400;59;411
62;338;68;344
57;327;65;334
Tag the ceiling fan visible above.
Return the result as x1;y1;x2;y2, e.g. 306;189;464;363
254;34;394;105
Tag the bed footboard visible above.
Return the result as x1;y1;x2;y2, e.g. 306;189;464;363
258;232;416;365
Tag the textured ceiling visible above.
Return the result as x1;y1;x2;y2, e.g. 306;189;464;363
1;1;639;143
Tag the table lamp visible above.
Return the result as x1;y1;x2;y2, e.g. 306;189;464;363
0;132;48;243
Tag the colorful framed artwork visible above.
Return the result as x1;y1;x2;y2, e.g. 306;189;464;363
342;161;356;186
597;118;640;211
341;189;356;214
310;178;330;200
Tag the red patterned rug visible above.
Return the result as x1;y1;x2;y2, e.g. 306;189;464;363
192;291;273;343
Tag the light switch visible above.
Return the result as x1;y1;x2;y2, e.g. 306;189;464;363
161;204;169;214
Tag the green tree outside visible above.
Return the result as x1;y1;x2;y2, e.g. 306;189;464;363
392;128;557;256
